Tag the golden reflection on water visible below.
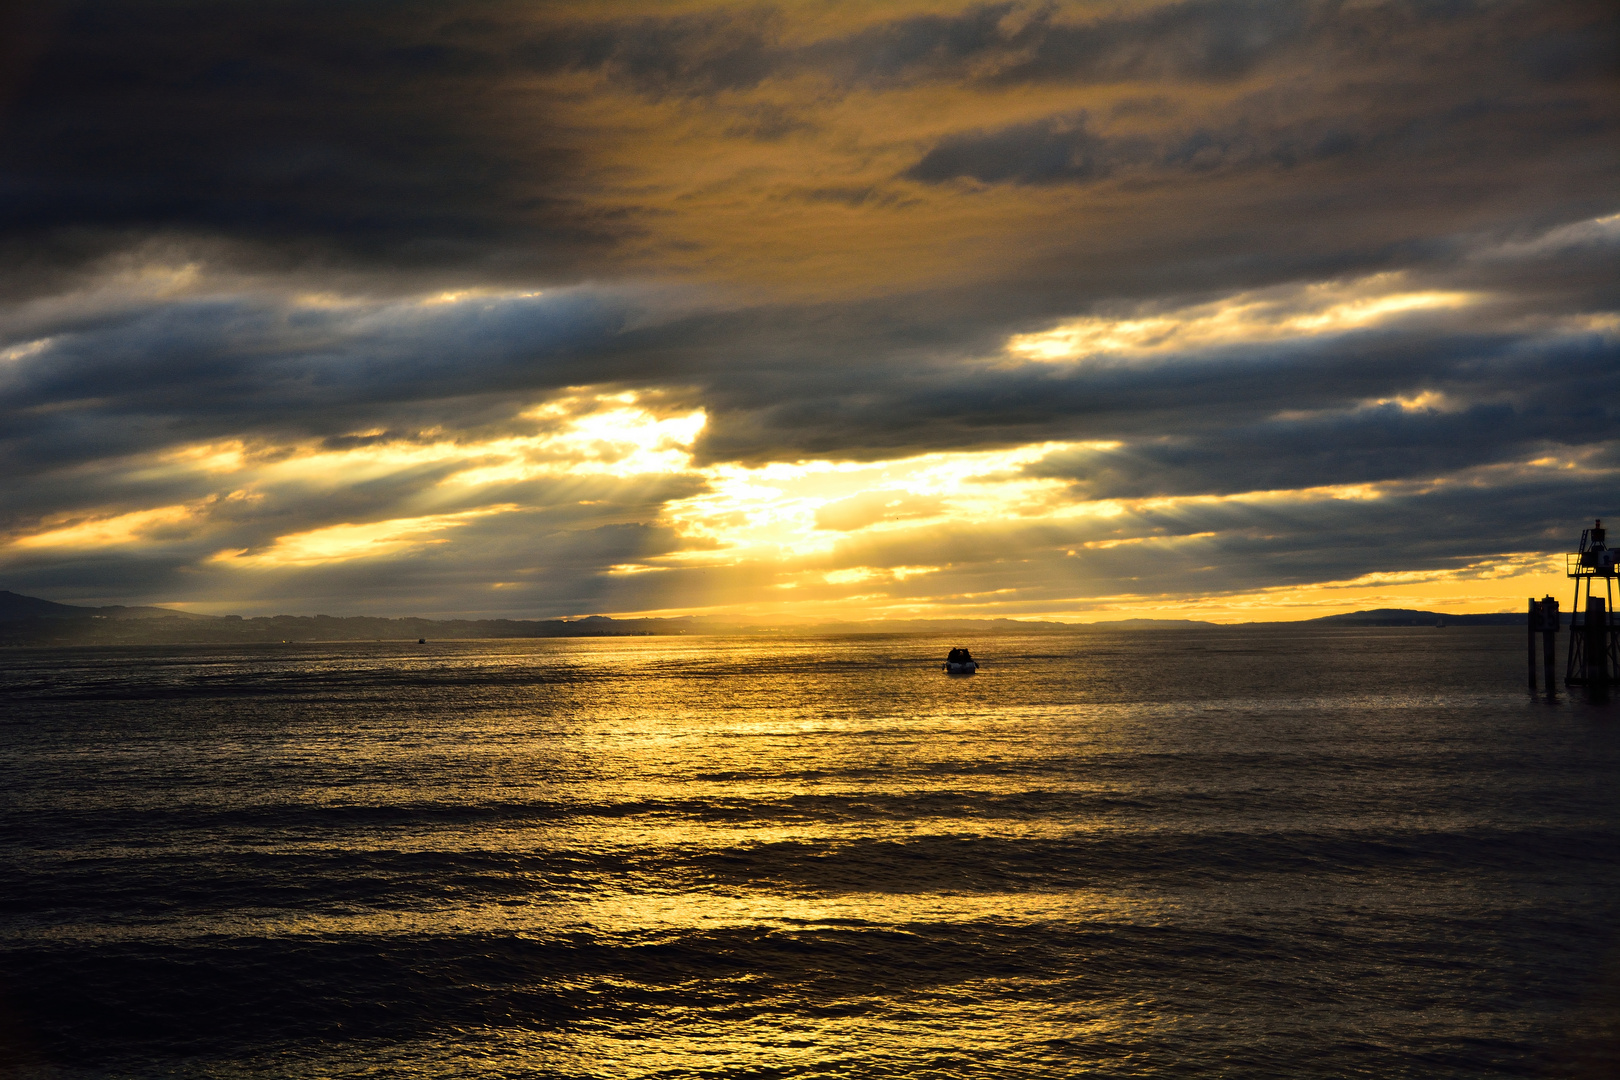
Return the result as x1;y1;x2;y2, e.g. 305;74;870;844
27;889;1157;944
5;631;1606;1078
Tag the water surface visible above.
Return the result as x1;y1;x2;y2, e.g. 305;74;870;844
2;628;1617;1077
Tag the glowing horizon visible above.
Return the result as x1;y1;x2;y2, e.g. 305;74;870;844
7;352;1606;623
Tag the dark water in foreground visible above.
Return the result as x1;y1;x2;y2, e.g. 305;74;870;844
2;627;1617;1078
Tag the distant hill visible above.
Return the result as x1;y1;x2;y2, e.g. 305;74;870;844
0;601;1094;645
1295;608;1527;627
0;590;216;621
0;591;87;619
0;601;686;646
0;589;1542;646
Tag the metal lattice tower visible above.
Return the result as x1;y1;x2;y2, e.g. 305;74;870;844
1565;519;1619;686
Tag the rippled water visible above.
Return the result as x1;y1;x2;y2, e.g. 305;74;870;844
2;627;1618;1078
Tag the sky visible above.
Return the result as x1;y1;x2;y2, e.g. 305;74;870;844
0;0;1615;622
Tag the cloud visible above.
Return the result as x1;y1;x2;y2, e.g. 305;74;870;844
905;112;1121;184
0;285;659;478
816;490;949;532
903;107;1387;186
532;1;1320;96
0;1;1614;618
1004;273;1481;359
1;213;1615;618
0;2;615;294
2;1;1611;290
210;507;520;569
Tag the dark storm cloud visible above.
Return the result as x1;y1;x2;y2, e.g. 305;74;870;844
685;296;1620;466
1110;472;1615;590
0;504;698;619
1023;387;1620;502
905;112;1121;184
578;252;1619;613
985;0;1315;83
2;255;1614;523
906;50;1617;187
533;0;1318;95
903;106;1407;185
0;1;608;290
0;288;639;478
6;0;1611;285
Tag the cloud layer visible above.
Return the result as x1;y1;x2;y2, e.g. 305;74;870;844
0;1;1615;619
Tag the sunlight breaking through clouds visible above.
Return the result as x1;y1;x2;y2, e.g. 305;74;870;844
6;389;707;567
211;506;520;569
6;342;1615;621
661;442;1121;566
2;206;1616;618
11;503;209;550
10;375;1611;622
247;393;708;492
1006;273;1479;363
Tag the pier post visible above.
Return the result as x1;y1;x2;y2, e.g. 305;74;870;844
1587;597;1610;686
1529;597;1560;694
1543;597;1559;693
1528;598;1538;690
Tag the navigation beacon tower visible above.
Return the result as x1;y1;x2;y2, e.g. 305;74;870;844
1565;519;1619;686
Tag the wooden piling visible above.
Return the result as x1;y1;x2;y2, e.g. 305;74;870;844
1542;597;1559;693
1529;597;1560;694
1528;598;1538;690
1587;597;1610;686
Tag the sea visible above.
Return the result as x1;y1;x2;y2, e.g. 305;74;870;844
1;627;1617;1079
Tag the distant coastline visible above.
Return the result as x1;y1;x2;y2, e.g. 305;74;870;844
0;590;1539;646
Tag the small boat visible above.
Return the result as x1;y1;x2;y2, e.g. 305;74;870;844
943;646;977;674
